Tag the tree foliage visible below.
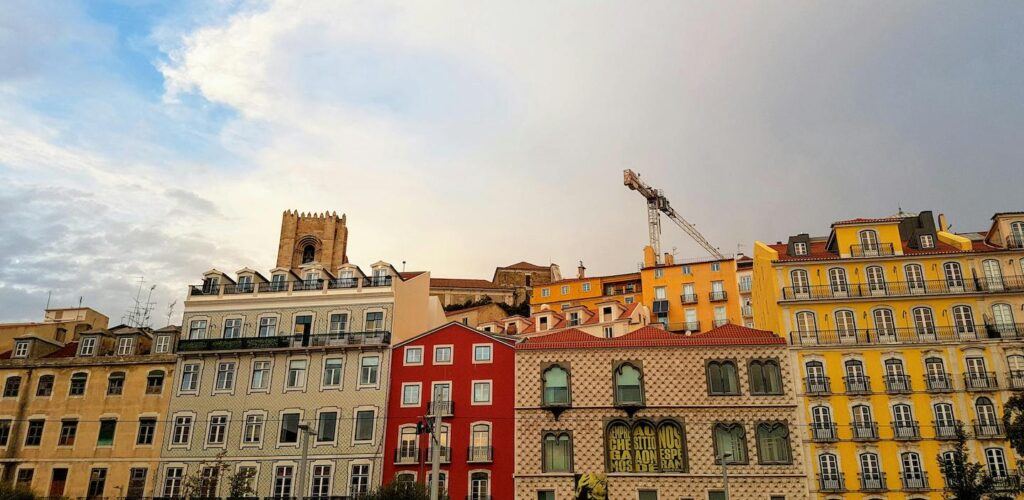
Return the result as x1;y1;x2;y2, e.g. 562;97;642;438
361;481;433;499
177;451;255;499
1004;392;1024;458
0;485;37;500
938;423;997;500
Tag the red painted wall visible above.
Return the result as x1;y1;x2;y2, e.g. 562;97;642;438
383;323;516;498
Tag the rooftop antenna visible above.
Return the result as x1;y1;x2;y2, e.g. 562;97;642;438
165;300;177;327
122;277;158;328
402;261;406;272
45;291;52;310
78;296;83;308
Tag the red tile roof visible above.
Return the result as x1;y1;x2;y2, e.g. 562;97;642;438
400;271;426;280
430;278;508;290
768;237;1001;262
43;342;79;358
517;324;783;350
831;216;904;226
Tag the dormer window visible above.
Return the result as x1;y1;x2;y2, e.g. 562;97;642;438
116;337;133;356
539;317;549;331
154;336;171;354
567;312;580;327
79;337;97;356
13;341;29;358
711;262;721;272
271;274;287;291
858;229;879;251
202;276;220;294
919;235;934;249
237;275;253;292
793;242;808;256
304;271;319;282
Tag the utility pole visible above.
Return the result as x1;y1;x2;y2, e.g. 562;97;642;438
428;397;443;500
298;423;311;498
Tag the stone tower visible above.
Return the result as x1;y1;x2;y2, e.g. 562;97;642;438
276;210;349;274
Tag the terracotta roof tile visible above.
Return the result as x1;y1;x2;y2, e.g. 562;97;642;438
43;342;79;358
517;324;784;350
400;271;426;280
831;216;904;226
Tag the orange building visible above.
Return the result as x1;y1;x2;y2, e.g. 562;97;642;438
530;264;642;313
640;246;744;332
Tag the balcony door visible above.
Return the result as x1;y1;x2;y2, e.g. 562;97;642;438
943;262;965;291
983;260;1004;291
872;309;896;342
904;264;926;294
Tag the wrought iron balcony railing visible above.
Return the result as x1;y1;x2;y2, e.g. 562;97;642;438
992;472;1021;492
788;324;1023;346
425;445;451;463
973;419;1005;439
713;319;729;327
892;420;921;440
883;374;912;394
467;446;493;463
427;401;454;417
709;291;728;302
964;372;998;391
850;242;895;257
900;472;929;491
1010;370;1024;390
925;373;954;392
804;376;831;396
859;472;887;492
818;474;845;493
851;422;878;441
844;375;871;395
810;422;838;442
680;294;698;304
177;331;390;352
934;421;961;440
394;446;420;464
741;305;753;318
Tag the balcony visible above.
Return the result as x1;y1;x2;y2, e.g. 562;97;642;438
191;276;395;298
678;321;700;332
850;242;895;257
780;276;1024;302
818;474;845;493
680;294;698;304
292;279;324;291
810;422;838;442
709;291;728;302
883;374;912;394
741;305;753;318
934;421;961;440
787;324;1019;347
964;372;998;391
892;420;921;440
467;446;493;463
176;331;390;353
1010;370;1024;390
466;496;493;500
859;472;887;492
900;472;929;491
427;400;454;417
804;376;831;396
992;472;1021;492
850;422;878;441
394;446;420;464
425;445;451;463
925;373;954;393
713;319;729;327
844;375;871;395
973;420;1005;439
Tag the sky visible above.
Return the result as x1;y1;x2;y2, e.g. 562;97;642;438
1;0;1022;324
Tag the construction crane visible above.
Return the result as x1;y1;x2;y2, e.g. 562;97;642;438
623;169;724;263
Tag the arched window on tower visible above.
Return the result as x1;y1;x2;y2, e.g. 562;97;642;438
302;245;316;264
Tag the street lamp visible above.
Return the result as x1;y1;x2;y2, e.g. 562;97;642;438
720;451;732;500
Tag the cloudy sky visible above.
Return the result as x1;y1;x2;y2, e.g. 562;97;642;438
1;1;1022;324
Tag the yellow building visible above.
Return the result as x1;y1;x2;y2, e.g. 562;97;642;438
642;246;744;332
530;267;642;313
753;210;1024;499
0;324;178;498
0;308;109;352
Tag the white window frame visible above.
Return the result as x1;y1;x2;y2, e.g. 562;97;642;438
154;336;171;354
581;282;591;292
358;354;381;389
169;413;196;449
214;361;236;394
793;242;808;255
404;346;424;366
351;407;377;446
284;358;309;392
12;342;28;358
561;285;570;295
920;234;935;248
79;337;97;356
314;408;341;446
115;337;134;356
471;380;493;405
321;357;344;390
178;363;201;395
205;413;229;449
401;383;422;408
240;411;266;449
277;410;304;448
433;345;454;365
541;288;550;298
249;359;272;393
472;344;493;364
347;461;373;497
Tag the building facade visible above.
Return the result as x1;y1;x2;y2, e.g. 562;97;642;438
514;324;809;500
641;247;745;333
494;262;562;305
444;303;510;328
481;301;650;339
753;210;1024;499
0;307;109;351
0;325;178;498
428;278;516;308
383;322;517;498
531;271;643;314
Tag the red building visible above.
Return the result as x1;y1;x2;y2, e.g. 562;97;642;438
383;322;516;499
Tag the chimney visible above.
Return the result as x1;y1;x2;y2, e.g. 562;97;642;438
938;213;949;232
577;261;586;279
663;253;675;265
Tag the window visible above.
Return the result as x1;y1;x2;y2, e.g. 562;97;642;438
756;423;791;464
58;420;78;446
223;318;242;338
976;397;998;427
707;360;739;395
541;288;550;297
561;285;570;295
360;356;380;386
180;363;199;392
207;415;227;445
474;344;492;362
137;418;156;445
614;363;643;405
912;306;936;335
365;311;384;331
865;266;886;293
171;416;192;445
952;305;976;335
655;286;667;300
279;413;300;444
15;468;33;490
582;282;591;292
944;262;964;287
834;310;857;338
146;370;165;394
402;384;421;406
432;346;454;364
97;419;117;446
302;244;316;263
13;342;29;358
317;411;338;443
349;464;370;496
748;360;782;395
286;359;307;389
983;259;1004;290
904;263;925;290
470;471;490;500
258;317;277;337
793;242;808;255
858;229;879;250
213;362;235;391
87;468;107;498
470;424;491;461
163;468;183;497
69;372;87;396
354;410;375;442
0;420;10;446
106;370;124;395
198;467;219;498
188;319;208;339
251;360;270;390
311;464;332;498
35;375;53;397
473;381;492;404
638;491;657;500
542;365;570;405
273;466;294;498
116;336;134;355
542;432;572;472
25;420;44;446
539;316;550;330
323;358;343;388
986;448;1008;479
236;466;256;494
790;269;810;294
243;414;264;444
3;376;20;398
128;468;147;499
794;311;817;335
537;492;555;500
712;423;747;463
327;313;349;334
827;268;848;293
603;326;614;338
154;335;171;353
79;336;97;356
992;303;1015;331
404;347;423;365
920;234;934;248
872;307;896;337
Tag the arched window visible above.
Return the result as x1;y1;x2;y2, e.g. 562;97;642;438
706;360;739;395
795;311;818;335
985;448;1008;479
933;403;956;438
818;453;841;481
712;423;747;463
469;424;491;462
859;453;882;482
900;452;925;483
943;262;964;288
469;471;489;500
614;363;643;405
656;420;687;472
951;305;976;336
398;426;418;462
805;361;827;393
892;404;916;439
982;259;1004;290
541;365;570;406
865;265;886;294
911;307;936;336
834;310;857;338
35;375;54;397
992;304;1015;333
69;372;88;396
146;370;165;395
872;308;896;339
543;432;572;472
107;371;125;396
859;230;879;251
748;359;782;395
790;269;810;295
301;245;315;264
904;263;925;292
828;268;849;294
3;376;22;397
852;404;873;425
976;397;998;426
756;422;791;464
810;406;834;441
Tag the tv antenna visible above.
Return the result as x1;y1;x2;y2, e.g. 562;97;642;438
122;276;157;328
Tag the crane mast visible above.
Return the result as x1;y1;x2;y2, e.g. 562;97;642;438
623;169;725;263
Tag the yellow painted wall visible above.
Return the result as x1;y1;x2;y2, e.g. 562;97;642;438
641;259;742;331
530;274;642;313
832;222;905;256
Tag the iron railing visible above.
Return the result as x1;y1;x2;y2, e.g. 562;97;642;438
892;420;921;440
992;472;1021;492
788;324;1023;346
883;374;912;394
900;472;929;491
190;277;394;297
934;421;961;440
1010;370;1024;390
859;472;887;492
973;420;1005;438
467;446;493;463
425;445;451;463
394;446;420;464
810;422;838;442
709;291;728;302
427;401;454;417
818;474;845;493
851;422;878;441
741;305;753;318
713;319;729;327
850;243;895;257
177;331;390;352
844;375;871;395
680;294;698;304
964;372;998;391
804;377;831;396
925;373;954;392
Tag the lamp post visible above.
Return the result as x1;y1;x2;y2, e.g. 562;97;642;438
298;423;312;498
720;451;732;500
